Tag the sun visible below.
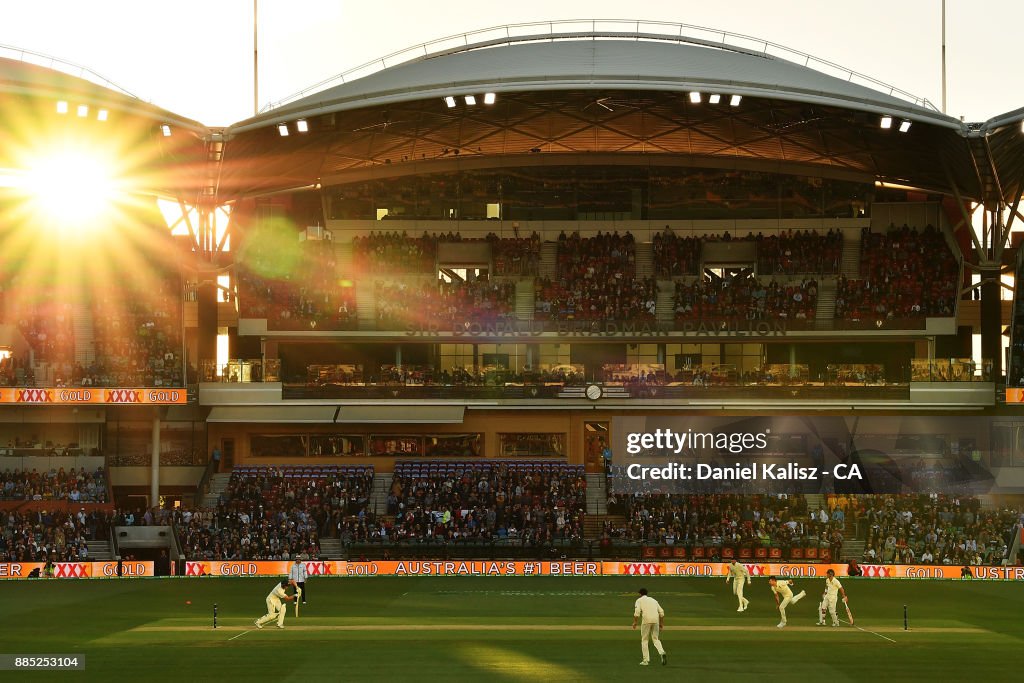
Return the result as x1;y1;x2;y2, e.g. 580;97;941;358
21;143;122;237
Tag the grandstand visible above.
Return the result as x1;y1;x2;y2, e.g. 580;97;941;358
1;20;1023;578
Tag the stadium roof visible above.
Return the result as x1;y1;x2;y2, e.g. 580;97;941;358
213;25;1024;207
0;51;211;199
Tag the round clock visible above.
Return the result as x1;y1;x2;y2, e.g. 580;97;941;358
585;384;603;400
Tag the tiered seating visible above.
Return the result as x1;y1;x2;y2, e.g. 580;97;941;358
0;509;112;563
381;461;586;544
176;465;373;561
836;225;957;320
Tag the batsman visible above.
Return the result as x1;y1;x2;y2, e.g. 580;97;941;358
817;568;851;626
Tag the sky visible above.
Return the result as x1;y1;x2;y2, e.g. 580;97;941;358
0;1;1019;127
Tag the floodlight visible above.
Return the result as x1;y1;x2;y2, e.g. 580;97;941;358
483;93;496;105
97;109;109;122
465;95;476;105
880;116;893;129
709;94;721;104
56;101;69;114
444;96;456;108
296;119;309;133
77;104;89;118
898;120;912;133
161;125;172;137
689;92;701;104
278;123;289;137
730;95;742;106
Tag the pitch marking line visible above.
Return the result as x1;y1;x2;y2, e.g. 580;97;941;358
133;624;984;634
228;629;254;641
840;618;897;643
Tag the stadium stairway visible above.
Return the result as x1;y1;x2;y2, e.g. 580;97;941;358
515;279;535;320
371;472;392;516
585;473;608;515
539;242;558;278
72;303;96;365
815;279;837;321
335;241;353;273
841;538;865;561
840;230;861;277
656;280;675;324
87;539;114;561
356;281;377;330
319;537;344;560
201;473;232;509
634;241;653;278
804;493;827;515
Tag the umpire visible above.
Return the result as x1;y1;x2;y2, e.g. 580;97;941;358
289;554;308;604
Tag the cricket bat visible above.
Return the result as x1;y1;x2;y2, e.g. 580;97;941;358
843;598;854;625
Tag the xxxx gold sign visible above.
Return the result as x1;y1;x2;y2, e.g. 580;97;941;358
0;388;187;405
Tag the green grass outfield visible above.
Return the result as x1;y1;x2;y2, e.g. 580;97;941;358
2;575;1023;681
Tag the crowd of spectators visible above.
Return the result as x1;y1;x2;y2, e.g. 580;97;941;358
0;354;33;386
352;231;438;274
375;278;515;327
489;232;540;275
0;508;111;563
534;230;655;322
239;241;357;331
604;493;842;553
652;230;701;277
0;467;108;502
76;277;183;387
826;493;1021;566
13;296;75;365
836;225;957;320
176;466;373;560
367;462;586;545
756;229;842;275
673;274;817;322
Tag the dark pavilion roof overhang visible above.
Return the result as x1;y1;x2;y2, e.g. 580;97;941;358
0;54;211;200
214;35;1022;205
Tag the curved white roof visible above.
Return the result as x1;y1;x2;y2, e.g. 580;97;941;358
236;37;960;133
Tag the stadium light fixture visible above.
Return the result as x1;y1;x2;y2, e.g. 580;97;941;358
77;104;89;118
278;123;289;137
444;96;456;108
465;95;477;105
899;120;912;133
160;124;172;137
709;94;721;104
484;92;496;105
689;92;702;104
296;119;309;133
56;100;69;114
880;115;893;129
97;109;109;122
730;95;742;106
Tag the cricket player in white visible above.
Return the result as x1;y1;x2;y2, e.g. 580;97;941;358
632;588;667;666
254;579;297;629
725;559;751;611
817;569;848;627
768;577;806;628
289;557;307;605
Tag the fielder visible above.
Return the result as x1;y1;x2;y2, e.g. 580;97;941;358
768;576;806;628
724;559;751;611
254;579;297;629
816;569;848;627
289;556;308;605
631;588;667;666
